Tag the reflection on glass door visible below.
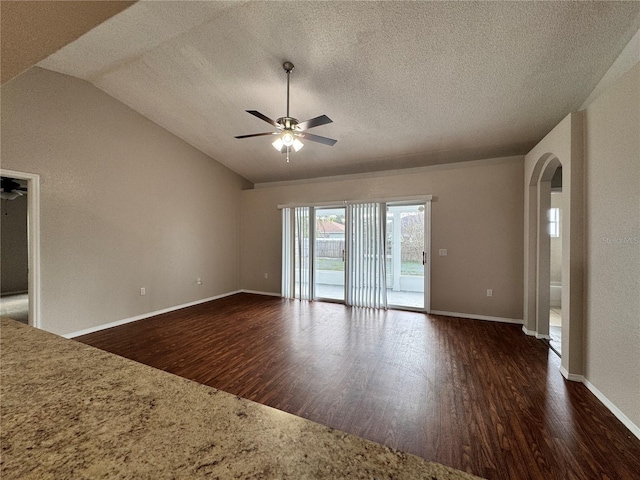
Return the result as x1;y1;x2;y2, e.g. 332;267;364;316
386;204;425;309
314;207;346;301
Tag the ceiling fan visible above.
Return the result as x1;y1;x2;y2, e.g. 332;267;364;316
1;177;27;201
235;62;337;162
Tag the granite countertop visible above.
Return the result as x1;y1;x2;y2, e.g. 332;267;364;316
1;318;482;479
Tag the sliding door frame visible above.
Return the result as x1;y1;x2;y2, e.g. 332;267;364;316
385;200;431;313
424;200;431;313
280;195;432;312
313;205;347;304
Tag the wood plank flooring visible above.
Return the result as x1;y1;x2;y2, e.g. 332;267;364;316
76;293;640;480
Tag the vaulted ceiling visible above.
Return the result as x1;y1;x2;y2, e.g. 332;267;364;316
37;1;640;184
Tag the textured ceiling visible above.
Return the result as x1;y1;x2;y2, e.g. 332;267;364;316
1;0;134;84
38;1;640;184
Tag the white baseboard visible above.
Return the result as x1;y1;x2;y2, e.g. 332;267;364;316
240;289;281;297
63;290;242;338
583;378;640;440
559;366;584;382
521;326;550;340
430;310;523;325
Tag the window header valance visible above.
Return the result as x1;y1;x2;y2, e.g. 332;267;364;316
277;194;432;210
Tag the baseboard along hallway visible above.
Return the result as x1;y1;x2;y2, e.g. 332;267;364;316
75;293;640;480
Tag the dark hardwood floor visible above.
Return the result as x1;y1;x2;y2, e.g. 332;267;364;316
76;293;640;480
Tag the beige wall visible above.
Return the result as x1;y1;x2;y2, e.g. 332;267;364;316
583;62;640;428
241;157;524;320
0;193;29;294
1;67;250;335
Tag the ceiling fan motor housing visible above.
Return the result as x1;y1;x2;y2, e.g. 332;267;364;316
277;117;299;130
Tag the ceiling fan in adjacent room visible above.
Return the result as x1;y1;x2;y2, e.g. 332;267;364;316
235;62;337;162
0;177;27;201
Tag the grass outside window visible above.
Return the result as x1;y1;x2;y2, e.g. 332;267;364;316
316;258;423;276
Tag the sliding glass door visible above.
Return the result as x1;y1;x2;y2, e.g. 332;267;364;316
314;207;346;301
282;199;430;312
386;203;426;310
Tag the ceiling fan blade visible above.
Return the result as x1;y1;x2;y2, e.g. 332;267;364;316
246;110;279;128
297;114;333;131
298;132;337;146
235;132;276;139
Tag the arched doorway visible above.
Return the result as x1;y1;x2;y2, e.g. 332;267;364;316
523;113;584;381
530;155;561;344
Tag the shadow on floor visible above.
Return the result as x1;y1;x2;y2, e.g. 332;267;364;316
0;293;29;324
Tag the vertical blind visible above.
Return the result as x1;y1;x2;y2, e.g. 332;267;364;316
283;203;387;308
281;208;293;297
282;207;312;300
345;203;388;308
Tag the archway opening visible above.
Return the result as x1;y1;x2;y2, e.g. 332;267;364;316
525;154;569;359
549;167;563;355
524;112;584;380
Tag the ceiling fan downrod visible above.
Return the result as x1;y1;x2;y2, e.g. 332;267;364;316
283;61;294;119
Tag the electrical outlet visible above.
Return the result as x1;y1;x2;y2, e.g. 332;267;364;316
140;287;146;296
487;289;493;297
196;278;202;285
439;249;447;256
264;273;269;279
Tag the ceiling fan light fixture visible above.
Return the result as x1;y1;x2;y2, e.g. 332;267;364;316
282;132;295;146
292;138;304;152
273;133;304;152
272;137;284;151
0;191;22;201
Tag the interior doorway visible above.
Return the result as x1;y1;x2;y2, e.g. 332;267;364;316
0;169;40;328
1;177;29;324
548;168;563;355
524;113;584;380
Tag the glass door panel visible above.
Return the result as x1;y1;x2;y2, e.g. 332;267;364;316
386;204;425;309
314;207;346;301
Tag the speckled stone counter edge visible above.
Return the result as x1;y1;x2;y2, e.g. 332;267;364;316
1;318;484;479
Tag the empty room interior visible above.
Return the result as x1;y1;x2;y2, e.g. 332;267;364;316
1;2;639;479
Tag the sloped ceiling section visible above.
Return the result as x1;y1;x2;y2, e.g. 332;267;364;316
1;0;135;84
39;1;640;184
